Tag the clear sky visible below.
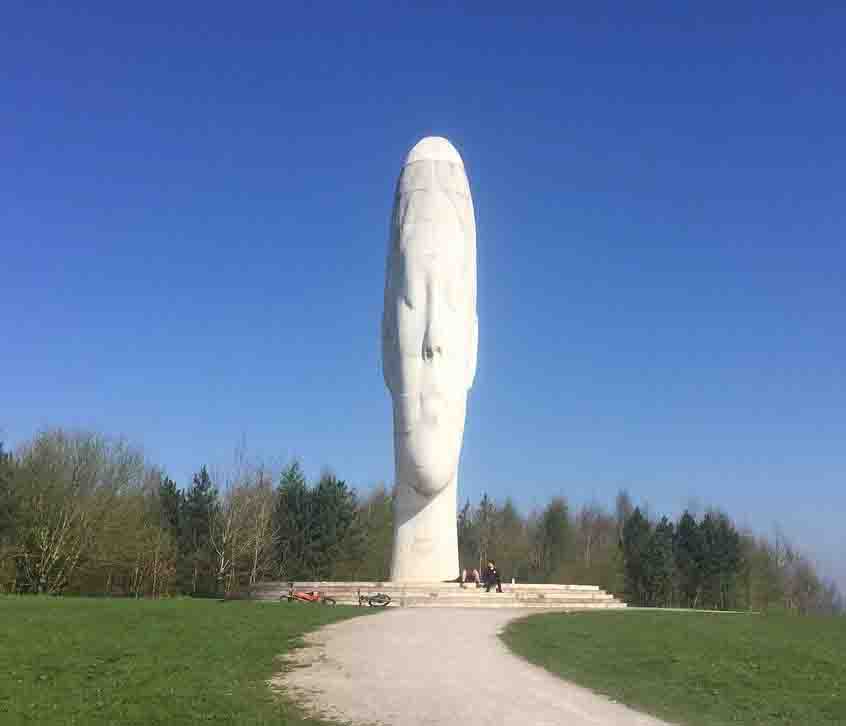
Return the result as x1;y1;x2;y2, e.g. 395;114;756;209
2;3;844;587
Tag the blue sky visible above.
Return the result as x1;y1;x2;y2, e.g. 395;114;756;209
2;3;844;586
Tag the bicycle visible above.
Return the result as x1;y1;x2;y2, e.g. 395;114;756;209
357;590;392;607
282;585;336;606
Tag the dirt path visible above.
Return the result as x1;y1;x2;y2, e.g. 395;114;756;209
276;608;670;726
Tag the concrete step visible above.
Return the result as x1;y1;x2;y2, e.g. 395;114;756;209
254;583;606;593
251;585;616;599
240;580;627;610
253;596;615;606
368;596;620;606
314;585;614;594
293;594;618;604
276;598;626;610
253;580;600;592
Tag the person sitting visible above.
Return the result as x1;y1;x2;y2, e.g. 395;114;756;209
460;568;481;588
483;560;503;593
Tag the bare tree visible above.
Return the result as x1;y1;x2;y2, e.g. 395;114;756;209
577;502;605;568
9;430;146;593
208;473;248;594
208;447;279;594
245;464;277;586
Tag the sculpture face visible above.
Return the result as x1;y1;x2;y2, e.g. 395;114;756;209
383;137;478;499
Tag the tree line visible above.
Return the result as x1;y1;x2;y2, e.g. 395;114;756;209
458;490;842;614
0;429;841;615
617;507;838;612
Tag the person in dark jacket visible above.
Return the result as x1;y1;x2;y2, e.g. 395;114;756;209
483;560;503;593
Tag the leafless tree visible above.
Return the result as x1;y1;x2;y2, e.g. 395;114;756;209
208;473;247;594
208;447;280;594
577;502;605;568
10;429;145;594
245;464;277;586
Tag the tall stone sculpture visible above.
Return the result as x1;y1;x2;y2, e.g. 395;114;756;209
382;136;478;581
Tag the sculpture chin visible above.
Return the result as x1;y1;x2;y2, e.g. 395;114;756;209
398;423;462;498
409;462;456;498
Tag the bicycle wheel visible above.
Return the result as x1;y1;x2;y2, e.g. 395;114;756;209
322;596;337;606
368;593;391;607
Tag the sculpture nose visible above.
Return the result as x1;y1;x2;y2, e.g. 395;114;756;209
423;342;441;361
422;334;443;361
422;297;445;362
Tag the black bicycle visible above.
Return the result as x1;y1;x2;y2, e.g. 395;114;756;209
358;591;392;607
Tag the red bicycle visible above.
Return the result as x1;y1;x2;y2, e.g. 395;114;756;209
282;585;336;606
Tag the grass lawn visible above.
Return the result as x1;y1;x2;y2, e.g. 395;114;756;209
0;595;369;725
502;610;846;726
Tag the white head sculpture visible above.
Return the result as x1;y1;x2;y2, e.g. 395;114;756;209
382;136;478;581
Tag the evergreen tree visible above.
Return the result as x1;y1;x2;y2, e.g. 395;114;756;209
700;512;741;609
272;464;366;580
273;461;312;579
621;507;652;605
357;486;393;581
719;514;742;609
311;472;366;579
645;516;676;606
675;510;704;607
615;489;634;545
158;476;180;539
536;497;571;582
178;466;217;594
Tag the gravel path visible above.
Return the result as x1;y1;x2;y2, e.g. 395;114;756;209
276;608;670;726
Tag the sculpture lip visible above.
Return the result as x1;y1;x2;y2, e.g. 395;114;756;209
404;136;464;167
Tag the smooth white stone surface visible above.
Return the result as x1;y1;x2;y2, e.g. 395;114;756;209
382;136;478;581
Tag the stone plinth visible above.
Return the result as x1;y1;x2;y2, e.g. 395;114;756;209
238;581;627;610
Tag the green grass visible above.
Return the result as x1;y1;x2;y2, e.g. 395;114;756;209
502;611;846;726
0;595;369;725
